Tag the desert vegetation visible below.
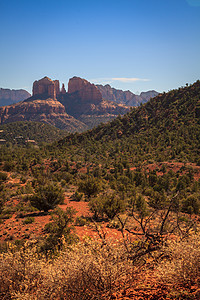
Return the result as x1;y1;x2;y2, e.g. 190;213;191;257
0;81;200;298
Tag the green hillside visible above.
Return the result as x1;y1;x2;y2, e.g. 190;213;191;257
0;121;68;144
57;80;200;164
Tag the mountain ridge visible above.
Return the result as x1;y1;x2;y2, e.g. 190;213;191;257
0;76;160;132
96;84;159;106
57;80;200;163
0;88;31;106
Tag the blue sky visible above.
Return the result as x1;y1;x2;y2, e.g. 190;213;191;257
0;0;200;94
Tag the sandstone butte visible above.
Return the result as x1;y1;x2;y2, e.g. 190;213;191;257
0;98;87;132
0;76;130;132
68;76;102;104
59;76;130;118
32;76;63;100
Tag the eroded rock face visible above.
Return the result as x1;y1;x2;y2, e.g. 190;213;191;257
0;88;31;106
0;76;132;132
0;99;87;132
61;83;67;94
59;77;130;120
68;77;102;104
96;84;159;106
32;77;60;100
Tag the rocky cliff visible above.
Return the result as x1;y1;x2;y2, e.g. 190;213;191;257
68;77;102;104
1;76;159;132
0;99;87;132
0;88;31;106
60;77;130;121
32;77;61;100
96;84;158;106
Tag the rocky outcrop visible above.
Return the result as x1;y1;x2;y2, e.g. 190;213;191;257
0;99;87;132
0;76;159;132
0;76;131;132
140;91;159;103
68;77;102;104
0;88;31;106
60;77;130;119
61;83;66;94
96;84;159;106
58;77;130;129
32;77;61;100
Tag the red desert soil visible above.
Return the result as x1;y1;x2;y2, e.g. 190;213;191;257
1;189;200;299
145;161;200;180
0;193;122;242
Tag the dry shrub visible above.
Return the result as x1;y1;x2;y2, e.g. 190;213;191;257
157;232;200;288
0;241;45;299
0;238;133;300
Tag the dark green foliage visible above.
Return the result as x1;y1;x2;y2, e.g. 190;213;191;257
182;194;200;214
89;190;126;220
0;80;200;229
148;191;167;209
71;191;83;201
134;194;148;218
3;161;15;172
0;121;67;144
89;196;104;219
41;207;77;253
30;182;65;212
22;217;35;225
0;198;4;215
0;172;7;182
75;216;88;226
78;176;101;199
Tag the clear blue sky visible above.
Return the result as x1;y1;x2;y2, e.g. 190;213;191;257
0;0;200;94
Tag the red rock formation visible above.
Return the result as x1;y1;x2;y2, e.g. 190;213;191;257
68;77;102;104
0;88;31;106
0;99;87;132
32;77;60;100
61;83;67;94
96;84;159;106
54;80;60;97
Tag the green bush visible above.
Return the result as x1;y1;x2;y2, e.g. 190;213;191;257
78;176;101;199
75;216;88;226
3;161;15;172
40;207;77;253
89;190;126;220
72;191;83;201
30;182;65;212
0;198;5;215
0;172;7;182
182;194;200;214
22;217;35;225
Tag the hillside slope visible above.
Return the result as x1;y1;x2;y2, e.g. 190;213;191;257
58;80;200;163
0;98;88;132
0;121;68;144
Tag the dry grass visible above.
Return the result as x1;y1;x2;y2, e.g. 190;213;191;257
0;238;133;300
0;232;200;299
157;232;200;288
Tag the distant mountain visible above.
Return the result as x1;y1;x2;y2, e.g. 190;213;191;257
96;84;159;106
0;97;87;133
0;121;67;144
0;88;31;106
59;77;130;128
0;76;159;133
